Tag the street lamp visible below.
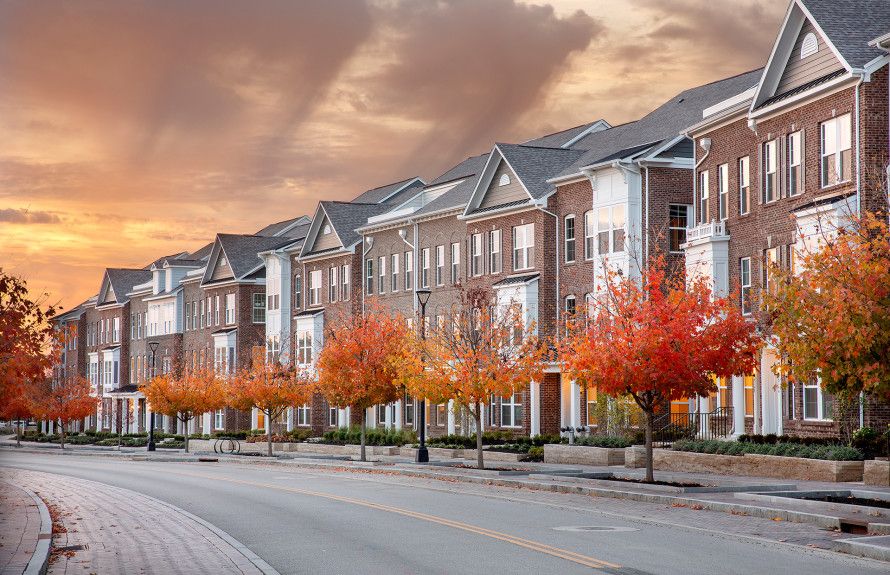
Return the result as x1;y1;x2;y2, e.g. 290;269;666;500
147;341;159;452
415;288;431;463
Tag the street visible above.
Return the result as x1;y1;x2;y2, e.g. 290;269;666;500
1;450;884;575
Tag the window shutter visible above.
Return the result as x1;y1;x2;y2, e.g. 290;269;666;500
799;129;806;195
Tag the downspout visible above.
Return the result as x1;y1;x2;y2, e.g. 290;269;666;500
644;166;650;262
398;223;418;316
855;75;863;216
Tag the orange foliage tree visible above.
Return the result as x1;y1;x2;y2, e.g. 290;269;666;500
230;348;315;456
765;211;890;407
315;309;420;461
30;375;97;449
140;367;226;452
411;286;548;469
0;269;58;444
560;256;760;482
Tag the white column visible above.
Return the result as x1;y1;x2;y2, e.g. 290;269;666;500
731;375;744;437
133;400;141;434
479;403;485;432
394;400;403;430
286;407;294;432
753;363;762;435
530;381;541;437
570;381;581;428
203;412;211;435
447;400;456;435
339;408;348;429
111;400;118;433
144;403;152;434
251;408;259;430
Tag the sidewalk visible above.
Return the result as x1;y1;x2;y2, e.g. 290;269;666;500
6;469;277;575
0;481;50;575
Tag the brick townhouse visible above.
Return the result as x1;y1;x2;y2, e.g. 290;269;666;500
683;0;890;438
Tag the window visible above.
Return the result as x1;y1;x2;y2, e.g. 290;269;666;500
297;331;313;365
804;381;833;420
214;410;224;430
293;276;302;309
584;211;595;259
763;139;778;203
564;215;576;263
309;270;322;306
435;403;446;426
764;247;778;295
586;386;598;426
376;404;387;426
391;253;399;292
821;114;851;187
296;405;311;426
739;156;751;215
378;256;386;294
498;173;510;186
669;205;691;252
801;32;818;58
488;230;501;274
421;248;430;288
788;131;802;196
564;295;576;317
718;163;729;221
200;300;205;328
435;245;445;286
266;335;280;363
252;293;265;323
597;206;625;254
215;295;220;325
404;395;414;426
365;259;374;295
740;257;752;315
512;224;534;270
744;375;754;416
450;243;460;284
404;252;413;290
328;406;338;427
612;205;625;253
206;297;211;326
329;266;338;302
500;393;523;428
470;233;483;276
699;170;709;223
131;315;136;339
341;265;350;300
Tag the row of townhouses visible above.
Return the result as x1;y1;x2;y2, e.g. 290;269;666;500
52;0;890;441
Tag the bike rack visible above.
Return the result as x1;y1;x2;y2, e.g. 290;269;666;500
213;437;241;455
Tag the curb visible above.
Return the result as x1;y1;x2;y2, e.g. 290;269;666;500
21;485;52;575
833;536;890;562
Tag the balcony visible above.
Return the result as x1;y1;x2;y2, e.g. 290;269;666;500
684;220;728;245
683;220;730;298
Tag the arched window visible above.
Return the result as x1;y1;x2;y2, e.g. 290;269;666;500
800;32;818;59
498;173;511;186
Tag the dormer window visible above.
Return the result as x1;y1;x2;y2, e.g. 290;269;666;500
323;224;331;235
498;173;510;186
800;32;818;59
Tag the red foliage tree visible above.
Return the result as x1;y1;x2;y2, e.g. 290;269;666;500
30;375;97;449
560;256;760;482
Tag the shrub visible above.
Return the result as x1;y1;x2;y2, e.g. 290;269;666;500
525;446;544;461
672;439;862;460
573;435;632;448
321;426;417;446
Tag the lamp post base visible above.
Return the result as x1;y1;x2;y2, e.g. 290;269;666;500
415;446;429;463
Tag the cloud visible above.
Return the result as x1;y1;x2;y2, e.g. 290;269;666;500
0;208;61;224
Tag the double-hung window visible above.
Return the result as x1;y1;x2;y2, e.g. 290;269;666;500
404;395;414;426
488;230;501;274
310;270;322;306
206;297;212;327
365;259;374;295
378;256;386;294
297;331;313;365
564;295;576;317
225;293;235;324
214;295;220;326
404;252;413;290
435;245;445;286
329;266;338;302
699;170;710;223
296;405;311;426
214;410;224;430
740;257;752;315
470;233;483;276
764;247;778;295
200;300;205;328
391;253;399;292
820;114;851;187
763;139;778;203
718;163;729;221
293;276;302;310
500;393;523;428
450;243;460;284
564;215;576;263
420;248;430;288
512;223;534;270
669;204;691;253
788;131;802;196
252;293;265;323
341;265;350;300
584;211;595;259
739;156;751;215
804;380;833;420
597;206;625;254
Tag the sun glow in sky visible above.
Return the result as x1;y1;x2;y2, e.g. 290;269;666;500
0;0;785;310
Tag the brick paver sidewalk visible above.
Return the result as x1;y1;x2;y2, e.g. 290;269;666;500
7;469;271;575
0;482;44;575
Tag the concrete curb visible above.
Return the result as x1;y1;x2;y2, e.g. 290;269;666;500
833;536;890;562
21;485;52;575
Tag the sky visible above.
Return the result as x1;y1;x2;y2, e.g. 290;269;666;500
0;0;787;311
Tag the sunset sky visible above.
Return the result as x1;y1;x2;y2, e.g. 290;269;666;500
0;0;786;311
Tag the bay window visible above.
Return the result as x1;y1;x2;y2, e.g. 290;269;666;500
584;211;595;259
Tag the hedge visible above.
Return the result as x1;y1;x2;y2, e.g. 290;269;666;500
672;439;863;461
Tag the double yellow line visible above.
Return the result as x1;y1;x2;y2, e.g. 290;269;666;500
167;468;622;571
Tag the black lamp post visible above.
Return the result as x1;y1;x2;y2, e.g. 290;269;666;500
147;341;159;452
415;288;431;463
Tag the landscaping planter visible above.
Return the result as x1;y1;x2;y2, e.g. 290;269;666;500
479;450;523;462
864;460;890;486
624;447;864;482
400;447;465;459
544;444;626;466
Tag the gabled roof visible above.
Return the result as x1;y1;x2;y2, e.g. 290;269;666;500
350;177;425;205
521;119;612;149
429;153;490;186
553;69;763;179
802;0;890;69
202;234;294;284
98;268;152;306
188;242;214;262
254;215;312;238
301;201;390;257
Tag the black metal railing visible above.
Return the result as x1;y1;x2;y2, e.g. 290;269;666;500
652;407;733;446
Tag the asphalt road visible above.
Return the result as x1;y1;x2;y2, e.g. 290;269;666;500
0;451;884;575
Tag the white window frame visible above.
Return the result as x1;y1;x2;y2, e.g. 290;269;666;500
252;293;265;323
470;233;483;276
564;215;576;263
788;131;802;196
225;293;235;324
450;242;460;285
699;170;709;223
739;156;751;215
365;259;374;295
763;139;778;203
391;253;399;292
421;248;430;288
740;257;752;316
378;256;386;294
435;244;445;286
215;295;220;326
500;393;523;428
404;252;413;291
309;270;322;306
669;204;691;253
512;223;534;271
584;210;595;260
329;266;338;303
342;265;350;301
718;163;728;221
296;404;311;426
803;380;832;421
488;229;501;274
297;331;313;365
820;114;851;187
214;409;224;430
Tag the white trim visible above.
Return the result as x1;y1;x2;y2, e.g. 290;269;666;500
462;144;537;216
299;204;346;259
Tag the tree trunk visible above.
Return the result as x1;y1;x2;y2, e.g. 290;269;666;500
16;421;21;448
475;402;484;470
267;411;273;457
59;422;66;450
360;410;367;462
183;417;190;453
644;409;654;483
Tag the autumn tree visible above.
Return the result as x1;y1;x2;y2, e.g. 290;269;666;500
765;210;890;413
30;375;97;449
230;348;315;456
560;255;759;482
411;286;547;469
0;379;35;447
315;309;420;461
140;367;226;453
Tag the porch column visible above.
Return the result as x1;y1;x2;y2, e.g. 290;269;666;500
144;403;152;435
394;400;403;430
570;380;581;429
203;412;211;435
251;408;259;430
447;400;456;435
132;399;140;434
111;400;118;434
530;381;541;437
753;358;762;435
731;375;744;437
286;407;294;432
339;408;348;429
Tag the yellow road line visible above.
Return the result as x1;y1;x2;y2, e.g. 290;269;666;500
166;467;622;571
